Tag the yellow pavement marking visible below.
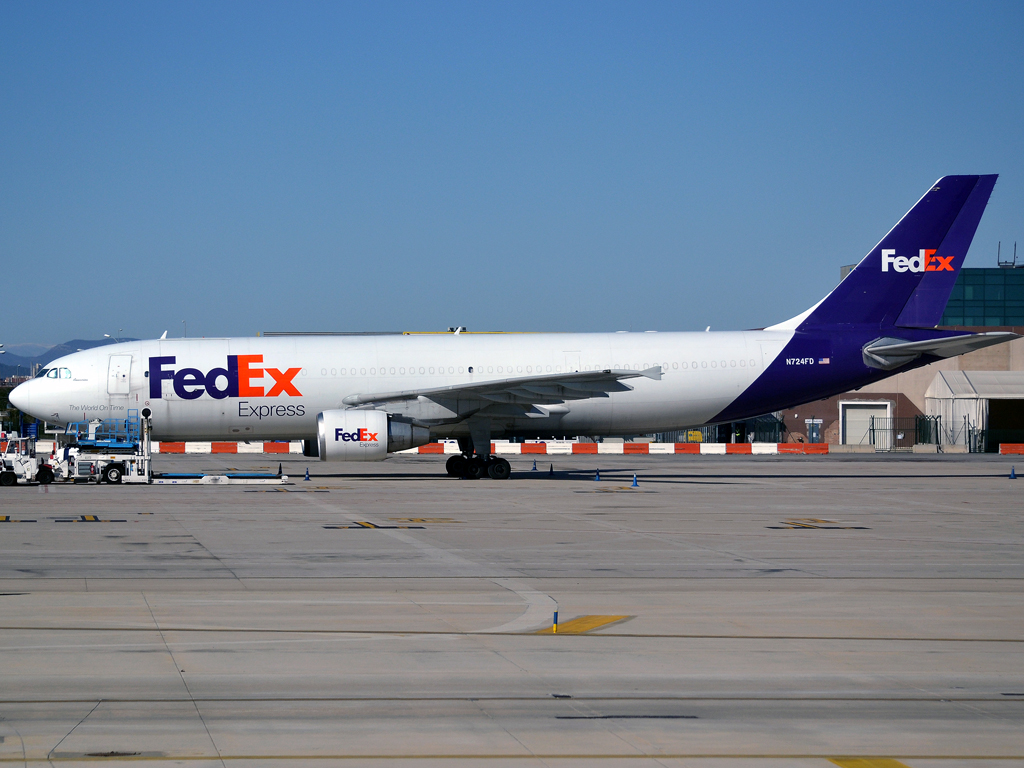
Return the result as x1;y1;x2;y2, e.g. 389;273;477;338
322;522;426;530
388;517;463;523
829;759;912;768
534;615;632;634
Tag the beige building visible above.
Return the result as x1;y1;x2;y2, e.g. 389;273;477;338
780;329;1024;450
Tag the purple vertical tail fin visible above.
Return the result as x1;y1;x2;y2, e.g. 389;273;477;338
794;175;997;331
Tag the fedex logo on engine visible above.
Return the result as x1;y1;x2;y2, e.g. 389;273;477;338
335;428;378;443
149;355;302;400
881;249;954;273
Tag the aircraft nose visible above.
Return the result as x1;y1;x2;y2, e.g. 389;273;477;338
8;381;32;415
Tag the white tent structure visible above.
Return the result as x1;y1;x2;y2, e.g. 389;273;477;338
925;371;1024;449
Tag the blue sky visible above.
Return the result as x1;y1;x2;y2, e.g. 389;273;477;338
2;1;1022;346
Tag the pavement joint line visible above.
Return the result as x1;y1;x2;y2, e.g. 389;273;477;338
0;626;1020;641
4;575;1024;579
3;755;1022;762
1;696;1022;703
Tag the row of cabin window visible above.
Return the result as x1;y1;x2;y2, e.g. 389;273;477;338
317;359;759;377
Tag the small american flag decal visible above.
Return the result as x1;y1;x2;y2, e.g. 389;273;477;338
818;357;830;365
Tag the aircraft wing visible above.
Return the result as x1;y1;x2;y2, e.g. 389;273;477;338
863;332;1019;370
342;367;663;408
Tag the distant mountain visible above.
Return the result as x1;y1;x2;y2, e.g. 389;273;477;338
36;339;139;365
3;343;51;357
1;338;137;379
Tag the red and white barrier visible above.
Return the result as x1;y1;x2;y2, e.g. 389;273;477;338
406;441;833;455
33;438;841;456
152;441;303;454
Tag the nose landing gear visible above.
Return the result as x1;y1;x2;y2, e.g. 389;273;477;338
445;453;511;480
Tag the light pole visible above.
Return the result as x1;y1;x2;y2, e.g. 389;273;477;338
183;320;187;338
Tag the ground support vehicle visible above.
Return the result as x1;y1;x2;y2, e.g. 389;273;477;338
55;410;152;484
0;436;55;485
53;411;287;485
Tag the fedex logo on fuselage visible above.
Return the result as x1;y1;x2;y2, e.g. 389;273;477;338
881;249;954;273
149;355;302;400
335;428;379;443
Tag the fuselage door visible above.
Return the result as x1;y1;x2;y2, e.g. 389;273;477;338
107;355;132;395
759;340;786;371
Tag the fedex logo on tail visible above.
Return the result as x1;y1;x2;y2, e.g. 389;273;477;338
149;355;302;400
335;428;378;442
881;249;954;273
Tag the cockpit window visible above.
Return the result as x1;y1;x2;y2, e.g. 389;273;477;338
34;368;71;379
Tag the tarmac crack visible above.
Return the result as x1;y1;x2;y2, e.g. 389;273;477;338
141;593;226;768
45;700;99;762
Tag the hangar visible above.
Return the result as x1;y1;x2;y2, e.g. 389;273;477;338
925;370;1024;451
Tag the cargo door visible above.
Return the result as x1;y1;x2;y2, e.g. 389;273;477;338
107;355;132;395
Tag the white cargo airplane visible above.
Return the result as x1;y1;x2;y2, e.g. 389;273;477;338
10;175;1017;478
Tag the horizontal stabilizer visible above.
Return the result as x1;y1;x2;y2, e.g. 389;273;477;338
862;332;1019;370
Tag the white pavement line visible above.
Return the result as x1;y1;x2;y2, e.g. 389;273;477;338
300;495;488;576
383;528;487;574
477;579;557;634
299;495;552;632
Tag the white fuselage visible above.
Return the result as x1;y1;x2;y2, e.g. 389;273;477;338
12;331;794;440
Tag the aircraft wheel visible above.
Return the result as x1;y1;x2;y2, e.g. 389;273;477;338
103;464;123;484
446;455;467;477
464;457;487;479
0;472;16;487
36;468;54;485
487;458;511;480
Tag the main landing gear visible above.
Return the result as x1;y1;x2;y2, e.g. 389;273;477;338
446;454;512;480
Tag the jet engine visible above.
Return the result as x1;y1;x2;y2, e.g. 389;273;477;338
316;409;431;461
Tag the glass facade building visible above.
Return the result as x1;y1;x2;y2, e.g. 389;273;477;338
940;268;1024;327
